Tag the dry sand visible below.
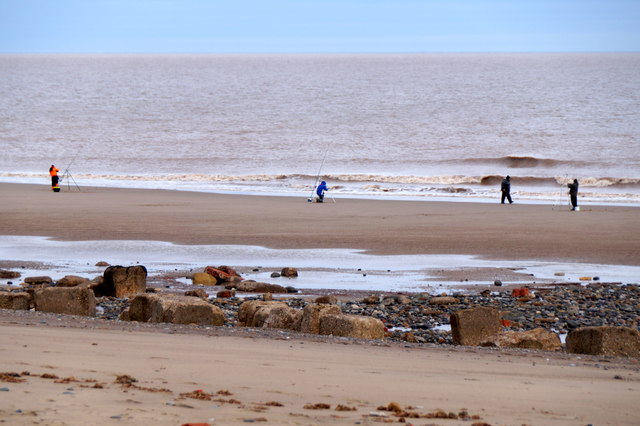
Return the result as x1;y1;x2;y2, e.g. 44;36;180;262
1;182;640;425
1;311;639;426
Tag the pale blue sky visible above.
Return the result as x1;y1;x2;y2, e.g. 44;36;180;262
1;0;638;53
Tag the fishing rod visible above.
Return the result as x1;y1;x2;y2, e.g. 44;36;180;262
308;141;333;202
552;174;568;211
61;148;82;191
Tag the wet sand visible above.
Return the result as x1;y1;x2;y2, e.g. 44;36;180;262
1;182;639;265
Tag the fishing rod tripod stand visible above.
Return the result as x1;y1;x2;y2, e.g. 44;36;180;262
61;167;81;191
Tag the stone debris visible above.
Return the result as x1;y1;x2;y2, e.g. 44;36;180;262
34;286;96;317
566;326;640;357
450;307;501;346
280;267;298;278
94;265;147;298
1;264;638;353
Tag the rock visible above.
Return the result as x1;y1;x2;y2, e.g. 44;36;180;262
95;261;110;267
229;281;288;293
319;314;385;340
0;292;31;310
481;328;561;351
262;293;273;301
24;276;53;285
429;296;459;305
0;270;21;279
566;326;640;357
403;332;418;343
362;295;380;304
184;289;208;299
511;288;530;297
280;267;298;278
494;280;502;286
125;294;224;326
270;272;281;278
34;287;96;316
299;303;342;334
450;307;501;346
315;295;338;305
94;265;147;298
262;305;303;330
56;275;91;287
216;289;236;298
204;266;242;283
191;272;218;286
237;301;289;327
217;265;242;278
285;286;298;293
382;294;411;305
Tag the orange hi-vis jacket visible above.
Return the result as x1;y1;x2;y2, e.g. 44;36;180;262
50;166;59;176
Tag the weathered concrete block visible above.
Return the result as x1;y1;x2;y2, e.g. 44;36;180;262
24;276;52;285
319;314;385;340
238;300;289;327
481;328;561;351
566;326;640;357
56;275;91;287
0;292;31;310
95;265;147;298
125;294;224;326
34;287;96;316
262;305;303;330
299;303;342;334
450;307;501;346
315;295;338;305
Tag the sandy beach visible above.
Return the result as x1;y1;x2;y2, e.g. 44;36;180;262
1;310;639;426
1;182;639;265
1;182;640;425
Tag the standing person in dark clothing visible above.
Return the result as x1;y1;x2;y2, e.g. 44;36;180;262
500;175;513;204
568;179;579;211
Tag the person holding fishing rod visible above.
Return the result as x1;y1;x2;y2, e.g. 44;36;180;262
315;180;329;203
568;179;579;211
49;165;60;191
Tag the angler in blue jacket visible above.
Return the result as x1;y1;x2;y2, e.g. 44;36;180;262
316;181;328;203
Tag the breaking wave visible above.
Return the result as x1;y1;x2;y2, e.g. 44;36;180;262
459;155;589;168
2;172;639;189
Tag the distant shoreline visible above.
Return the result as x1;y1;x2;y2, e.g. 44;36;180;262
1;177;639;207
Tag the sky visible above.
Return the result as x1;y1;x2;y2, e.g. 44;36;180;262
0;0;638;53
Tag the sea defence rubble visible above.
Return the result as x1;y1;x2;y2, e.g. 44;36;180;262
0;265;638;355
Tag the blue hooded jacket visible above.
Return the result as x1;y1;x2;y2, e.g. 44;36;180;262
316;181;328;197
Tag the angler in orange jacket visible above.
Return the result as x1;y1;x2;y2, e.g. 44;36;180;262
49;165;60;188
